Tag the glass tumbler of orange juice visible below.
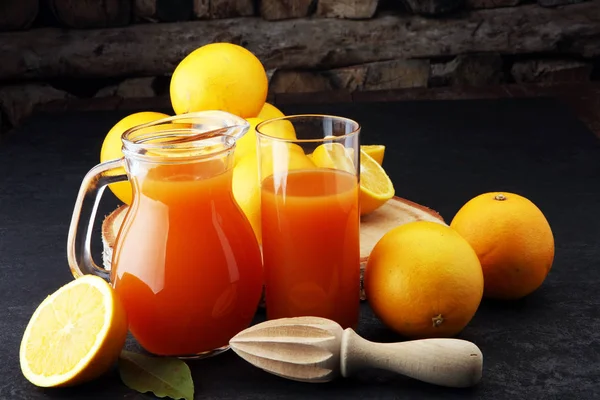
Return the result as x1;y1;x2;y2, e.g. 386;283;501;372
256;115;361;329
67;111;264;359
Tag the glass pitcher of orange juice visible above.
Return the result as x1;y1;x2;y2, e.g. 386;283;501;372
67;111;264;358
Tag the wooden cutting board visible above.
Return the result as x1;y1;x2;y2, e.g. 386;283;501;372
101;197;446;301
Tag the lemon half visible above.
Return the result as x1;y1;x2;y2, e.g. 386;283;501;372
20;276;128;387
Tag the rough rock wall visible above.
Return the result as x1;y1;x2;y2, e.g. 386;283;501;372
0;0;599;130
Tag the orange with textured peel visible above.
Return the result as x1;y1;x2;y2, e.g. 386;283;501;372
365;221;483;339
450;192;554;300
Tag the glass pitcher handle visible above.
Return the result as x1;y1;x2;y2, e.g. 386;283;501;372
67;158;128;281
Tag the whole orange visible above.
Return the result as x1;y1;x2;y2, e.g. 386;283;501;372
450;192;554;300
170;43;268;118
364;221;484;339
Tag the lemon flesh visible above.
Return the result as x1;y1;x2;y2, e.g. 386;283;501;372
311;143;356;174
361;145;385;165
359;150;395;215
20;275;128;387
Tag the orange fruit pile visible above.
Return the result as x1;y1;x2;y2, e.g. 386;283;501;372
99;42;279;207
99;42;396;234
364;191;555;339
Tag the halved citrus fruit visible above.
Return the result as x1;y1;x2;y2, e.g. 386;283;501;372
311;143;355;173
20;275;128;387
359;149;395;215
310;146;393;215
360;145;385;165
365;221;484;339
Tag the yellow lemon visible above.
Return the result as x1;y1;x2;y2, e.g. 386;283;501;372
257;118;297;142
359;150;395;215
20;275;128;387
233;144;316;243
170;43;268;118
261;142;317;178
235;117;298;166
234;117;264;166
361;145;385;165
311;142;356;173
100;111;170;204
257;102;285;120
232;153;262;244
311;145;393;215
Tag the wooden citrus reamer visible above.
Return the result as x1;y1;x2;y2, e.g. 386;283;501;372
230;316;483;388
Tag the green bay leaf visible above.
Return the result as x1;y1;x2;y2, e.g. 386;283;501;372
118;350;194;400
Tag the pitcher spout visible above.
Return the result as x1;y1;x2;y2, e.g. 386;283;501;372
121;110;251;161
176;110;251;142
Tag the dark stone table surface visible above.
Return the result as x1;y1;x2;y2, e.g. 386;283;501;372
0;97;599;399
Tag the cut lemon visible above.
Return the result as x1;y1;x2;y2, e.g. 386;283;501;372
20;275;128;387
360;149;395;215
361;145;385;165
311;143;356;174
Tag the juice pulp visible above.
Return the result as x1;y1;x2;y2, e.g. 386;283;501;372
261;168;360;329
111;159;264;356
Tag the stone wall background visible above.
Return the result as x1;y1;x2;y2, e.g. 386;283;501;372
0;0;599;132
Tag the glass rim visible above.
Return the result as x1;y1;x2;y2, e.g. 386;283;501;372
255;114;361;143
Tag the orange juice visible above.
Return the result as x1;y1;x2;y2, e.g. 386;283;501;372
111;159;264;356
261;168;360;329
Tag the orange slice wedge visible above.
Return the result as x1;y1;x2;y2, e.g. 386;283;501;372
359;149;395;215
310;143;356;174
360;145;385;165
